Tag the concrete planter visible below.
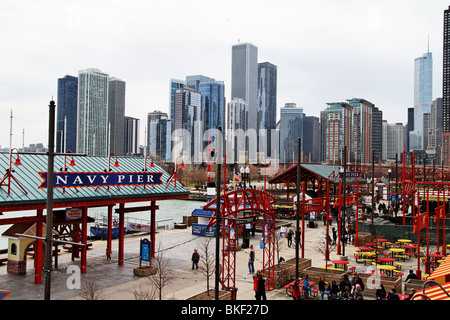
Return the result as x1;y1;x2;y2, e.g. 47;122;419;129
133;266;157;277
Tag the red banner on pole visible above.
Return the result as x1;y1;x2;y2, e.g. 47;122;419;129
434;205;445;222
413;212;428;233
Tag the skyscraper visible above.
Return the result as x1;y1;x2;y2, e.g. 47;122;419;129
303;116;320;162
199;81;225;138
232;43;258;136
173;88;202;161
56;75;78;153
108;77;126;156
257;62;277;158
147;111;171;161
124;116;140;155
347;98;373;164
279;103;304;163
169;78;186;133
411;51;433;150
443;6;450;166
77;68;109;156
323;102;352;164
227;98;248;163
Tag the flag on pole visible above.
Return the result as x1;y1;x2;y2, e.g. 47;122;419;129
234;170;242;182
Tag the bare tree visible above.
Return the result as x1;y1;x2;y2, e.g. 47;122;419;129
313;232;337;271
133;283;158;300
198;237;215;296
275;230;287;265
80;277;105;300
148;242;173;300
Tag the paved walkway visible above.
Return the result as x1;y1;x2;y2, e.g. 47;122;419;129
0;217;422;300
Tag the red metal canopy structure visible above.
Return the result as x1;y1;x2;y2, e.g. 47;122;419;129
0;152;189;284
204;189;277;293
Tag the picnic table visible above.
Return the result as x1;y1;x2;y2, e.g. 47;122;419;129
332;259;349;271
376;265;397;276
389;248;405;258
283;280;317;298
378;257;396;266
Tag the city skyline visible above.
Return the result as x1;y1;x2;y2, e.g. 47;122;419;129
0;1;447;149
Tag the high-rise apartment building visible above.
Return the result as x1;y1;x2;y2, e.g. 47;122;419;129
108;77;126;156
347;98;373;164
257;62;277;158
77;68;109;156
443;7;450;166
124;116;140;155
232;43;258;136
56;75;78;153
279;103;305;163
382;121;406;160
323;102;352;164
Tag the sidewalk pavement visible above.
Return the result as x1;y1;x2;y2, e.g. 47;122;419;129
0;218;417;300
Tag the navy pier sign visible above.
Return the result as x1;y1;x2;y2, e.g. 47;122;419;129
38;171;164;189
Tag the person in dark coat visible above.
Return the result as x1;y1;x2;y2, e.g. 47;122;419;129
255;270;266;300
191;249;200;270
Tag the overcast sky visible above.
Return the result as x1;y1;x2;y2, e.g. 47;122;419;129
0;0;448;150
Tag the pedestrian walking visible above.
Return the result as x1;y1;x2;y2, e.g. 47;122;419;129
191;249;200;270
254;270;266;300
287;229;294;247
248;245;255;273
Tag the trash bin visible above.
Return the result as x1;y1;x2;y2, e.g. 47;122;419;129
229;287;238;300
309;221;315;228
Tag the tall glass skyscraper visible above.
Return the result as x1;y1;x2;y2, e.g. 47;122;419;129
56;75;78;153
257;62;277;158
77;68;109;156
412;51;433;150
199;81;225;140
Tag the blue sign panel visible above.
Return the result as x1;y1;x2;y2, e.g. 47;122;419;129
38;172;164;189
141;238;151;261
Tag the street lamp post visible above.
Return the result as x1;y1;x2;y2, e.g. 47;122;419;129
388;168;392;208
240;166;250;189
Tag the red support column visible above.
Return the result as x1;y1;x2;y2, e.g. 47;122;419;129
107;204;113;259
35;209;43;284
81;207;88;274
118;203;125;266
151;201;156;258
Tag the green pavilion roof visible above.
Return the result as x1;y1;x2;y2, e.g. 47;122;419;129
0;152;189;210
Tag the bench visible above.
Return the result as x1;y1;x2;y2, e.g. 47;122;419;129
63;243;93;251
0;257;7;265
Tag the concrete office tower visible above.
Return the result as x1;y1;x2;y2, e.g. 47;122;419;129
347;98;374;165
382;121;406;160
257;62;277;158
428;98;443;160
323;102;352;164
279;103;305;163
108;77;126;156
443;6;450;166
227;98;248;163
232;43;258;136
124;116;140;155
77;68;109;156
411;51;433;150
56;75;78;153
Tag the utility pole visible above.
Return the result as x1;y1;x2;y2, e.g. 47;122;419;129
295;137;301;279
214;125;222;300
44;100;56;300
